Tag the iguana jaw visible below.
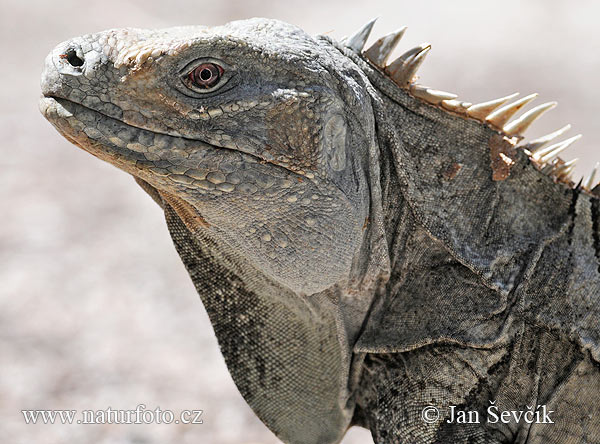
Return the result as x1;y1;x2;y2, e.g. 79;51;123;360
39;93;367;296
40;94;284;182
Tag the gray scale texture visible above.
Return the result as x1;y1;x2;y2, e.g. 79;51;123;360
39;17;600;444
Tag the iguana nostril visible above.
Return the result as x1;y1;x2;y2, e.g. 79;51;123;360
61;48;84;67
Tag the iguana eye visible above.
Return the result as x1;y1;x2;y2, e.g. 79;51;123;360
189;63;224;89
178;59;233;96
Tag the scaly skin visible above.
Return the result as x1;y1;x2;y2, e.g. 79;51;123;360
40;18;600;444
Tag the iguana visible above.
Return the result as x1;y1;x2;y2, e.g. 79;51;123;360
39;18;600;444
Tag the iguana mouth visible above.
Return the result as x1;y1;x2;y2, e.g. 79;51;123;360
40;96;147;162
39;95;294;177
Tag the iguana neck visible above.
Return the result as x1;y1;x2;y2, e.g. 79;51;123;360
160;195;368;444
331;39;600;366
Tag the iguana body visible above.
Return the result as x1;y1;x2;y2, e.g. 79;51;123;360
39;18;600;443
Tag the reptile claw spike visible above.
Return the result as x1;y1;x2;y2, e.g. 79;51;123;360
410;84;457;105
364;27;407;67
554;158;578;179
346;18;378;52
466;93;520;121
441;99;473;114
503;102;557;137
523;124;572;154
584;162;599;190
534;135;582;163
386;43;431;87
485;93;538;128
541;158;560;174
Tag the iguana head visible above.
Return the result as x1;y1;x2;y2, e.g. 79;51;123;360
40;18;387;296
40;17;600;444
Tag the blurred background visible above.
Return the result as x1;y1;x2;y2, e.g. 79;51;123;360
1;0;599;443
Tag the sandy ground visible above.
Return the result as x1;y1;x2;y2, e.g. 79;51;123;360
1;0;599;443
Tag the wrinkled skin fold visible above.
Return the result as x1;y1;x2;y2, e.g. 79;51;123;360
40;18;600;444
